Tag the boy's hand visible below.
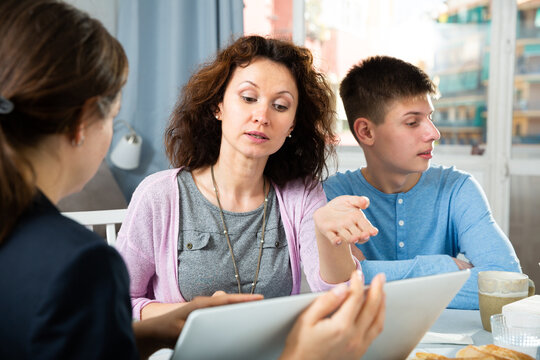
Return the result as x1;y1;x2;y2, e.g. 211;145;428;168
314;195;378;246
452;257;473;270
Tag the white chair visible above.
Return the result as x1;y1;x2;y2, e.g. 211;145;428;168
62;209;127;246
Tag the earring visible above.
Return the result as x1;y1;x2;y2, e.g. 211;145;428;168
288;134;292;138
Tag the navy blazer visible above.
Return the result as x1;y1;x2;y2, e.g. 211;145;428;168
0;193;138;359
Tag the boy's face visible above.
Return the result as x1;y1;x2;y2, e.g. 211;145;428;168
370;94;440;175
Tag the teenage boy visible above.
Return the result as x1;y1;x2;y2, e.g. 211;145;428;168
323;56;521;309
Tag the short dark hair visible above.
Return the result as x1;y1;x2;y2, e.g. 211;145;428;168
165;35;336;186
340;56;437;141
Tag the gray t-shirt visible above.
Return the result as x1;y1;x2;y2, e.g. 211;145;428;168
177;170;292;300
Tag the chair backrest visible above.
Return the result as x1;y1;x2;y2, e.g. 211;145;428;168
62;209;127;246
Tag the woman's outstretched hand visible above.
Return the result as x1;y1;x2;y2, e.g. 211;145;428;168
314;195;378;246
314;195;378;283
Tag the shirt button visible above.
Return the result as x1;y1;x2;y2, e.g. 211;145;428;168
398;198;403;204
399;241;405;248
398;220;404;226
187;243;193;250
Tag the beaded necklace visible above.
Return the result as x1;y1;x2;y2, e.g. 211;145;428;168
210;165;267;294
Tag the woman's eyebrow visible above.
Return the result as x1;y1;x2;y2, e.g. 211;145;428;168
239;81;295;99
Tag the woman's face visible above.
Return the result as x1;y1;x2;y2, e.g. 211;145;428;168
216;57;298;163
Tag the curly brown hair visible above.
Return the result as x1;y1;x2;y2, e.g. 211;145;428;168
165;35;336;186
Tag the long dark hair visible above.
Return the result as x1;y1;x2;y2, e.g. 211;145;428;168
0;0;128;243
165;35;336;187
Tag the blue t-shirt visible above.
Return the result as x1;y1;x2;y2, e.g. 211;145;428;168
323;165;521;309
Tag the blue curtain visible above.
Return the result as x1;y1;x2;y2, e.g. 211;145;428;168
109;0;244;200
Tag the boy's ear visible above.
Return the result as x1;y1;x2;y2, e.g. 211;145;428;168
353;117;375;146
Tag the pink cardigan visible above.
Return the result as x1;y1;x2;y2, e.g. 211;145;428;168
116;168;360;319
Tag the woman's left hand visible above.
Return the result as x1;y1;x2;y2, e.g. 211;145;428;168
314;195;378;246
134;293;263;358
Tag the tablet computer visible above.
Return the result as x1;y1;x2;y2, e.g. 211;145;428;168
171;269;470;360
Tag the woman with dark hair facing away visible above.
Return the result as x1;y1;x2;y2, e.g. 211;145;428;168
116;35;382;322
0;1;263;358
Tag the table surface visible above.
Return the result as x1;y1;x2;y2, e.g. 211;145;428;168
409;309;492;358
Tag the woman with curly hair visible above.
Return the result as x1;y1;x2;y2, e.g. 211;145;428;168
116;35;379;321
